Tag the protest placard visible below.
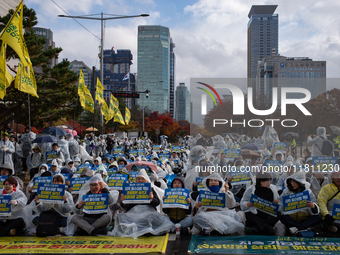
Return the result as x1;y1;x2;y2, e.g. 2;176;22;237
137;149;145;155
273;142;287;153
163;188;189;209
172;146;182;152
128;171;139;183
82;193;109;214
46;151;58;161
107;167;118;175
122;183;151;204
107;174;128;190
332;203;340;223
159;151;171;159
0;175;7;191
129;150;138;157
229;171;251;185
312;156;338;172
76;164;93;174
37;183;65;203
70;177;90;194
165;174;177;187
152;145;161;152
113;148;123;154
220;149;241;158
0;195;11;216
250;194;279;216
195;177;205;191
282;190;310;213
60;173;70;182
265;160;283;172
172;159;180;167
32;176;53;192
197;190;226;209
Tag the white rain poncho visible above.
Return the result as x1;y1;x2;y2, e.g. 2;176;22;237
20;131;36;158
307;127;328;156
192;173;244;235
1;189;28;221
189;145;206;164
66;133;79;159
262;126;280;145
109;169;173;239
79;145;93;164
26;163;49;197
0;139;15;170
224;136;234;149
59;137;70;160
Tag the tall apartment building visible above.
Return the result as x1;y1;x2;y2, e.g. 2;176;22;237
69;60;92;91
32;27;57;68
247;5;278;101
176;83;190;122
137;25;173;114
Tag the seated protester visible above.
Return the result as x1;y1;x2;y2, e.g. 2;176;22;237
26;164;50;202
317;172;340;233
192;173;244;236
69;167;94;204
72;174;116;236
94;157;102;167
276;161;295;195
0;176;27;236
279;172;321;236
60;167;73;189
73;157;81;169
45;143;64;166
26;144;44;179
111;169;173;238
305;157;329;198
0;163;24;192
241;173;280;235
31;174;74;236
162;177;193;233
94;165;108;182
51;159;61;174
108;161;118;169
65;159;76;174
101;157;109;164
170;152;182;170
117;157;127;166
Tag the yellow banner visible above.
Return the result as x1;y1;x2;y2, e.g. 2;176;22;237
0;0;32;67
125;106;131;125
95;77;106;106
114;107;126;125
101;102;111;123
15;61;38;98
0;235;168;254
0;42;7;99
78;68;85;105
109;95;119;120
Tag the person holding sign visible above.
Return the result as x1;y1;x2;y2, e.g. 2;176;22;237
0;177;27;236
279;172;321;236
192;173;244;236
72;174;115;236
162;177;192;234
31;174;74;236
112;169;173;238
45;143;64;166
317;172;340;233
240;173;280;235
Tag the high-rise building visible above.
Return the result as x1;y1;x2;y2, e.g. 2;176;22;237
176;83;190;122
32;27;57;68
137;25;172;114
99;49;135;109
69;60;92;91
169;38;176;118
247;5;278;101
0;0;21;17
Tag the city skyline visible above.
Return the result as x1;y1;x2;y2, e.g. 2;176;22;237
19;0;340;94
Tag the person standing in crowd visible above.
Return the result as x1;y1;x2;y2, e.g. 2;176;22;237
9;134;23;175
105;135;113;154
307;127;331;156
45;143;64;166
0;132;15;170
19;126;36;172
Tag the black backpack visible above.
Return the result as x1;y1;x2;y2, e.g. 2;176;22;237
36;211;60;237
317;137;334;156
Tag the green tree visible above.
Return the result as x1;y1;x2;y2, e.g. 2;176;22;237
0;5;81;129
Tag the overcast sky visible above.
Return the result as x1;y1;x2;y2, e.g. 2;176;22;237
24;0;340;91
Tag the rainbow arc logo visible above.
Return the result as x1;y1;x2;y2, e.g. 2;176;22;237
196;82;222;106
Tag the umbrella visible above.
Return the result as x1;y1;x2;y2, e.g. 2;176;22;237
330;126;340;136
283;132;299;137
160;135;168;138
241;143;264;151
57;125;73;129
42;127;67;137
32;135;60;144
241;149;261;159
86;127;98;132
125;161;159;172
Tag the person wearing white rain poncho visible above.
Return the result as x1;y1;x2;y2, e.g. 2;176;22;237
29;174;74;236
109;169;173;238
192;173;245;236
0;176;28;236
72;174;118;236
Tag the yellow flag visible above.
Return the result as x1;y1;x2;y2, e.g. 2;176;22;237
0;0;32;67
78;68;85;106
15;61;38;98
109;95;119;120
0;42;7;99
95;77;106;106
101;102;111;123
6;70;14;88
114;107;126;125
83;89;94;113
125;107;131;125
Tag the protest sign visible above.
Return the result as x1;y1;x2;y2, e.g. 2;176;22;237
129;150;138;157
265;160;283;172
197;190;226;209
37;183;65;203
104;154;113;159
60;173;70;182
273;142;287;153
229;171;251;185
152;145;161;152
113;148;123;154
32;176;52;192
122;183;151;204
250;194;279;216
163;188;189;209
76;164;93;174
106;167;118;175
107;174;128;190
159;151;171;159
172;159;180;167
282;190;310;213
128;171;139;183
331;203;340;223
312;156;338;172
83;193;109;214
0;175;7;191
46;151;58;161
165;174;177;187
220;149;241;158
70;177;90;194
137;149;145;155
0;195;11;216
195;177;205;191
172;146;182;152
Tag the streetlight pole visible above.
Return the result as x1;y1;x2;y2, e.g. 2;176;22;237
59;13;149;134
